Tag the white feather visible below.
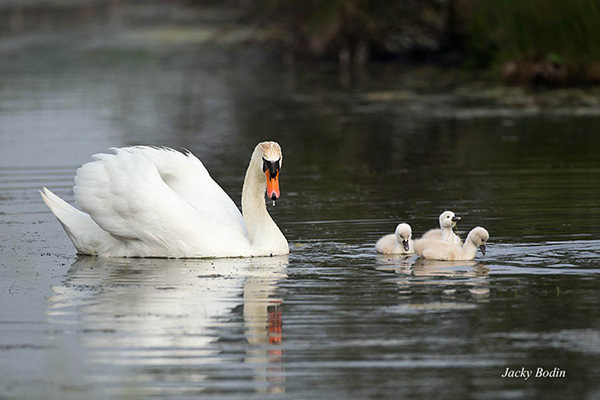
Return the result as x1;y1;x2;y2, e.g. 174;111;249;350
420;210;462;245
42;143;288;258
414;227;489;261
375;223;414;254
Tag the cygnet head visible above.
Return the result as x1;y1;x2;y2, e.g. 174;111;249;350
468;227;489;255
394;223;412;252
439;210;461;229
257;141;283;201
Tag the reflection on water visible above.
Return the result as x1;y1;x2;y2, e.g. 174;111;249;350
243;264;286;394
46;256;287;397
375;256;490;304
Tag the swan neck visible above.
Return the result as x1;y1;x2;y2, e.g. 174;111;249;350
240;144;288;256
241;147;286;250
242;149;267;241
461;232;478;258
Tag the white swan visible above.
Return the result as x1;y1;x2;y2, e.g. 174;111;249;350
420;210;462;245
375;223;414;254
413;227;489;261
40;142;289;258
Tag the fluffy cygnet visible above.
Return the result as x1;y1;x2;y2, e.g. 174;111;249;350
375;223;415;254
420;210;462;245
413;227;489;261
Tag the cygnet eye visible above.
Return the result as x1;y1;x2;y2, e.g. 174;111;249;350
447;216;451;218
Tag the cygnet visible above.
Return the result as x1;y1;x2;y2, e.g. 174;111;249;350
375;223;414;254
420;210;462;245
413;227;489;261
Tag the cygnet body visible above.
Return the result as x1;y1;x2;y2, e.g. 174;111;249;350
375;223;415;254
414;227;489;261
420;211;462;245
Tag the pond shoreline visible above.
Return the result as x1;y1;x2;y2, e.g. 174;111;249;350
3;0;600;87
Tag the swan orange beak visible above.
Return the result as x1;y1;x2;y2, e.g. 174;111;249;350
266;170;280;200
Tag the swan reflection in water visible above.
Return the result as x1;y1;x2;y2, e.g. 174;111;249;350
46;255;288;396
243;262;286;394
375;255;490;302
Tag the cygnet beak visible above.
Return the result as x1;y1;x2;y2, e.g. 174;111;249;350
402;240;410;252
479;244;486;256
451;216;461;222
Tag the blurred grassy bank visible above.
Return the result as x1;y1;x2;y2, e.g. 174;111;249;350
464;0;600;85
2;0;600;86
246;0;600;86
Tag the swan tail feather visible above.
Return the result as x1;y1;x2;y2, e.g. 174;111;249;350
40;187;112;255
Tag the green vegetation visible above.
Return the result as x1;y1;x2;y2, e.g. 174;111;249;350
463;0;600;84
247;0;600;85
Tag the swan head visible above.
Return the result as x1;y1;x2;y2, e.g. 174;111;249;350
394;223;412;252
468;227;489;255
258;141;283;201
439;210;461;229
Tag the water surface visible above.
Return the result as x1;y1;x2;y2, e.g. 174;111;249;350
1;6;600;399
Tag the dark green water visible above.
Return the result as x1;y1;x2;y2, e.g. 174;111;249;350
1;6;600;399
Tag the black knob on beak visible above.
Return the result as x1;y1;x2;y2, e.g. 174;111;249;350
402;240;410;252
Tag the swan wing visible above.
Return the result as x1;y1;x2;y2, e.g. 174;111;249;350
421;229;462;245
414;238;460;261
375;234;398;254
128;146;246;230
420;229;442;240
452;232;463;245
73;147;251;257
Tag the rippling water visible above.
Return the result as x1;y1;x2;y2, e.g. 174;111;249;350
1;5;600;399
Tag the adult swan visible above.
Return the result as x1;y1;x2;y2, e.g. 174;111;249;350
40;142;289;258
